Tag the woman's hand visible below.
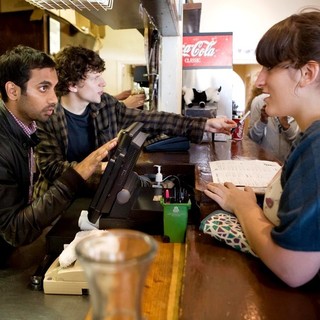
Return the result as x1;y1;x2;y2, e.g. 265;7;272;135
278;116;290;130
204;182;257;214
260;105;269;123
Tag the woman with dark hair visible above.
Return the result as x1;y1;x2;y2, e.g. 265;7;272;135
204;10;320;287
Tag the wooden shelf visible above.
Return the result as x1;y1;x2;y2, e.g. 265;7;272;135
183;2;202;34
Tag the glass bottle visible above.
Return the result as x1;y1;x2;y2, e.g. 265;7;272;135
76;229;158;320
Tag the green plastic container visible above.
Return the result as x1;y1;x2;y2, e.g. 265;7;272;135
160;199;191;243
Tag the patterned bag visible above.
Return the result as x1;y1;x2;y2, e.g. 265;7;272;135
200;210;258;257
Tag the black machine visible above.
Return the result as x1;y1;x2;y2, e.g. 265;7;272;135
144;134;190;152
88;122;147;226
88;122;163;232
133;65;149;88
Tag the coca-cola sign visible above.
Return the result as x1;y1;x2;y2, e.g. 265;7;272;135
182;33;233;69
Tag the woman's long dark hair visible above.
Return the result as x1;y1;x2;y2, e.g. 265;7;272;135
256;10;320;69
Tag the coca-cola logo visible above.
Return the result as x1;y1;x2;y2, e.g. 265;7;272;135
182;34;233;68
182;40;217;58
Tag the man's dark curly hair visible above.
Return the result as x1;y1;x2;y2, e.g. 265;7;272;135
54;46;105;97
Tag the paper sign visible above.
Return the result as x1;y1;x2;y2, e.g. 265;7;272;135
182;33;233;69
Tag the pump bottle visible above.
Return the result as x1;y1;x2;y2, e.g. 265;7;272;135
153;165;163;188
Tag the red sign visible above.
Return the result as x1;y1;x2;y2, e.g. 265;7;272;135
182;33;233;69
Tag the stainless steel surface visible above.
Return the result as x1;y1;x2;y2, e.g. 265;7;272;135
26;0;179;35
141;0;179;36
25;0;113;11
73;0;143;29
0;229;89;320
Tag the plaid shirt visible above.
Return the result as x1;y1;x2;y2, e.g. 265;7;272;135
7;109;37;203
34;93;207;197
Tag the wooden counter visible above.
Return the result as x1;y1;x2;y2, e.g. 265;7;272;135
181;226;320;320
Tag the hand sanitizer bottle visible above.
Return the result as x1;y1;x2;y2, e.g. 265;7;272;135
153;165;163;188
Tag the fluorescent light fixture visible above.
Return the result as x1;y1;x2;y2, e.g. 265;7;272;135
25;0;113;11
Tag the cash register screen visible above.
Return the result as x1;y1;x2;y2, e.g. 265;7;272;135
87;122;148;224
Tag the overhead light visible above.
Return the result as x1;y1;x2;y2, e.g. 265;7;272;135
24;0;113;11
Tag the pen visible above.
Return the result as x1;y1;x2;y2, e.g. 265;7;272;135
165;189;170;203
231;110;251;133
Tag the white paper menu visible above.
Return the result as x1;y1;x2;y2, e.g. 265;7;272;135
209;160;282;193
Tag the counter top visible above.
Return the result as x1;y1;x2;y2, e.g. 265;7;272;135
181;226;320;320
2;138;319;319
0;230;89;319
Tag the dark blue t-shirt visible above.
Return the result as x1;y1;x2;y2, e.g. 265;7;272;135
64;106;95;162
272;121;320;251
